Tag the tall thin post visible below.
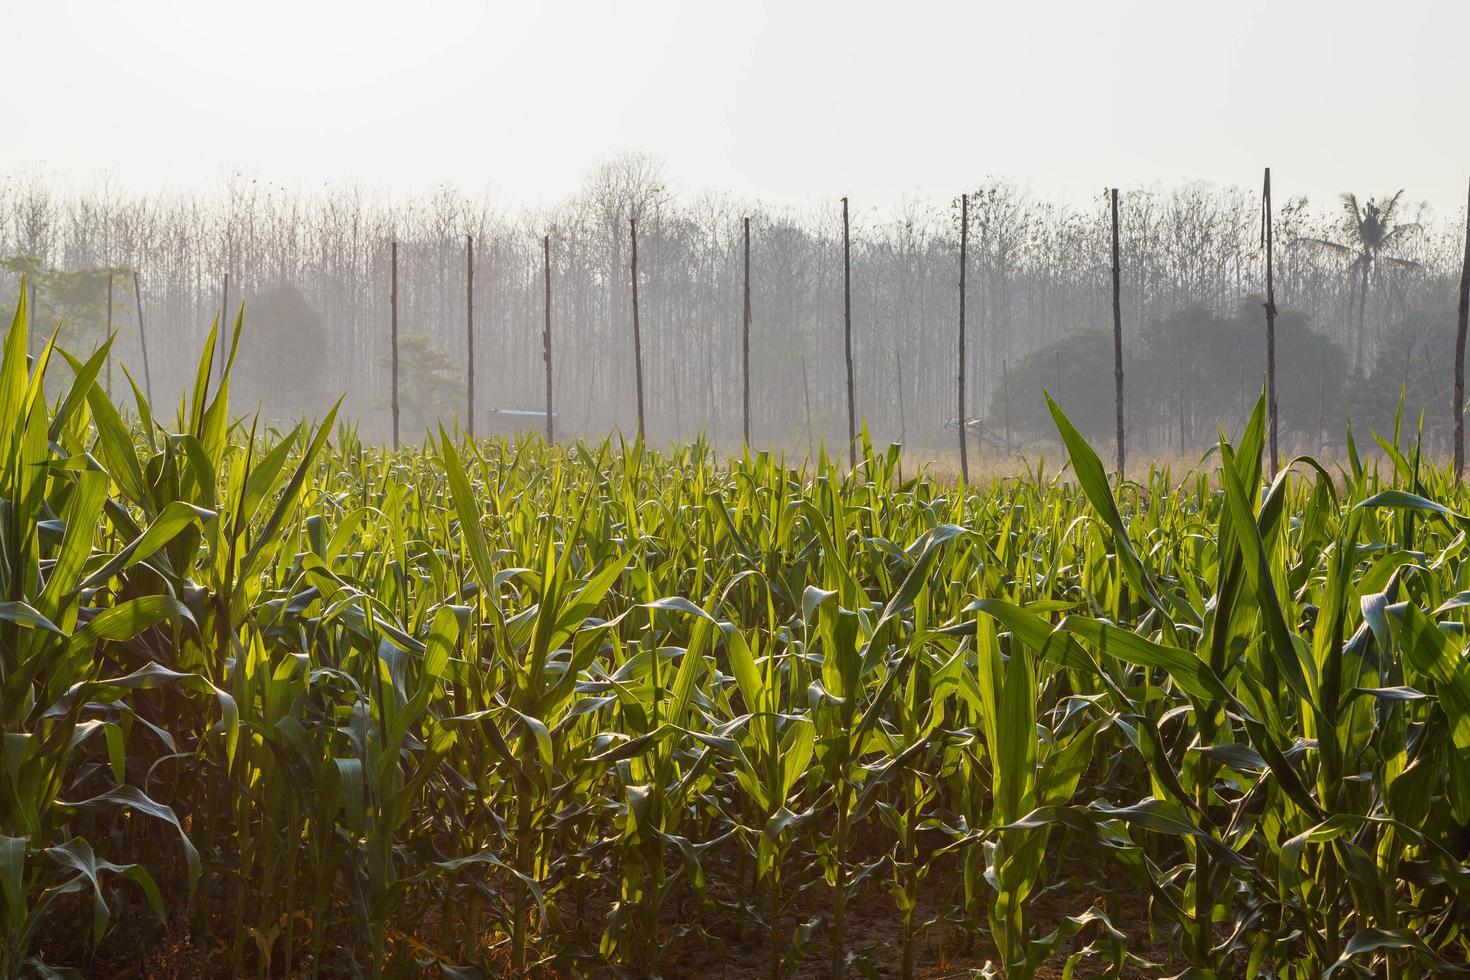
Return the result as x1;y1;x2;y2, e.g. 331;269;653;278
1316;356;1326;455
894;345;906;443
1263;168;1279;476
842;197;856;468
742;216;752;447
1110;188;1125;477
801;355;815;459
390;241;400;450
106;272;114;398
543;234;554;442
219;270;230;381
1002;358;1012;453
630;218;646;441
894;345;906;483
1455;178;1470;480
1177;339;1186;455
670;353;683;443
133;271;153;403
958;193;970;485
467;233;475;438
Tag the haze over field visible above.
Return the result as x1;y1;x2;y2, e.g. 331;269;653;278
12;5;1470;980
4;0;1470;456
9;0;1470;210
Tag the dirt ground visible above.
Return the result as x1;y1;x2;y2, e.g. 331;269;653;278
37;850;1193;979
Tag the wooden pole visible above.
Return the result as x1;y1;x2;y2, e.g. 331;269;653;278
958;193;969;485
742;216;752;447
1263;168;1279;476
895;345;906;444
106;272;114;398
467;233;475;438
1177;339;1186;455
630;218;646;441
543;234;554;442
133;271;153;403
1456;178;1470;481
1110;188;1125;477
390;241;400;450
1002;358;1011;453
219;270;230;381
894;345;906;483
1316;356;1326;455
670;351;683;443
801;355;815;460
842;197;856;468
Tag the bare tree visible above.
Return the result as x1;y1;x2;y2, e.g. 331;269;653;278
1263;168;1279;475
743;216;751;447
543;234;554;442
467;233;475;437
630;218;646;441
1111;188;1125;476
390;241;399;450
3;167;1465;453
842;197;856;467
1456;180;1470;480
958;193;969;484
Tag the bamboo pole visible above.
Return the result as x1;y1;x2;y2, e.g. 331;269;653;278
1110;188;1125;477
543;234;554;442
1002;358;1011;453
1177;339;1186;455
1263;168;1279;476
958;193;969;485
390;241;400;450
106;272;114;398
630;218;646;441
467;233;475;439
742;216;752;447
133;271;153;403
895;345;906;444
219;270;230;382
894;344;906;483
842;197;856;468
801;355;815;460
1456;178;1470;480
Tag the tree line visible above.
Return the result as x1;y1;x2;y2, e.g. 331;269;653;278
1;155;1465;453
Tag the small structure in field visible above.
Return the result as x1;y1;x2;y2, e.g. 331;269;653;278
945;416;1007;451
484;407;558;438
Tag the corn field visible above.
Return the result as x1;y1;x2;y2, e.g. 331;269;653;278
4;291;1470;979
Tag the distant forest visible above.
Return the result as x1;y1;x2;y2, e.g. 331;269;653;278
2;155;1465;455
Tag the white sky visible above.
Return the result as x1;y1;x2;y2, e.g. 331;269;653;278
6;0;1469;214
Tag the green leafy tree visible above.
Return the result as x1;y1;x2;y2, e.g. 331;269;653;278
232;283;330;418
991;329;1117;442
994;301;1349;453
381;334;465;437
1301;191;1420;371
2;256;126;351
1350;298;1460;447
1132;299;1349;451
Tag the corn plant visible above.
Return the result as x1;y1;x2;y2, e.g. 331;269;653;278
3;289;1469;978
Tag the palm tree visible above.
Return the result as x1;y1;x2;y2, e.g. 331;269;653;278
1304;191;1419;372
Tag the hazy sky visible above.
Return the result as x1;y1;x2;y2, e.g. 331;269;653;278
7;0;1468;213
